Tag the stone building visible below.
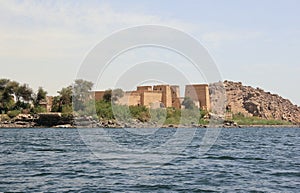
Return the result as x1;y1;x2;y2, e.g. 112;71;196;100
93;84;210;110
170;86;181;109
38;96;53;112
184;84;211;111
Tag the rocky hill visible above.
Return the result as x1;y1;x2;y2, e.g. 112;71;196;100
222;81;300;124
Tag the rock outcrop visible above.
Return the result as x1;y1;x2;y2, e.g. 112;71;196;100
223;81;300;124
36;113;74;127
0;114;36;128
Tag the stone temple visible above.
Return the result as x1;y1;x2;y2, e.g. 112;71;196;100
93;84;210;111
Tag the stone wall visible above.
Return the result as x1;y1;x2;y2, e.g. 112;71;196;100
94;91;105;101
153;85;173;108
137;86;152;92
185;84;211;111
141;91;162;108
171;86;181;109
117;92;141;106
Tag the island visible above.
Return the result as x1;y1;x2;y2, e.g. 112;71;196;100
0;78;299;128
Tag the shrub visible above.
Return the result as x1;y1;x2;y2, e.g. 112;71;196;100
61;113;74;124
7;110;21;118
232;113;292;125
62;105;73;114
95;100;114;120
149;108;167;124
200;109;208;118
129;105;150;122
31;106;47;114
164;108;181;125
112;105;130;121
180;108;200;124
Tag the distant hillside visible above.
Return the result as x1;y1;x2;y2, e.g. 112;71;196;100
221;81;300;124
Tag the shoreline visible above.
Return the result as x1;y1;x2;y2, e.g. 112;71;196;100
1;114;299;129
0;124;299;129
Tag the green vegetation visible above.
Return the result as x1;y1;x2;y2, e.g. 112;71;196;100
92;99;208;125
51;86;72;113
182;97;196;109
31;106;47;114
95;100;151;122
101;88;124;103
164;108;181;125
34;87;47;106
73;79;94;111
0;79;33;113
7;110;21;118
232;112;292;125
129;105;150;122
51;79;93;114
95;100;114;120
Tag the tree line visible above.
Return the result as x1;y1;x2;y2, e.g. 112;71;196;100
0;78;207;125
0;78;94;116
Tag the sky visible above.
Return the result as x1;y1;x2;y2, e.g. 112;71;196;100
0;0;299;105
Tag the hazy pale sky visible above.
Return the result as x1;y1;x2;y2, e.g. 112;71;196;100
0;0;299;105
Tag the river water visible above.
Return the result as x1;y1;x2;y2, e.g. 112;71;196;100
0;127;299;192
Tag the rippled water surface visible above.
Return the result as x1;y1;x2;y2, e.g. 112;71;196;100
0;128;299;192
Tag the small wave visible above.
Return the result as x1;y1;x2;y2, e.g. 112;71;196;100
31;172;53;177
270;172;300;177
239;157;266;161
205;156;266;161
132;184;173;190
35;148;66;152
206;156;237;160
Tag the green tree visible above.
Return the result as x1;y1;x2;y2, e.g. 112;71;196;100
0;79;13;112
31;87;48;113
73;79;93;111
0;79;9;91
112;88;124;103
5;81;19;101
15;84;33;103
0;92;14;113
0;79;33;112
103;89;112;102
59;86;73;106
51;86;73;112
35;87;47;105
95;99;114;120
102;88;124;103
51;96;61;112
14;84;33;112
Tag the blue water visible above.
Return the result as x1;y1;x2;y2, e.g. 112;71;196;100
0;128;299;192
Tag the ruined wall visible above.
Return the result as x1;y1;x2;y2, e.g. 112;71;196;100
185;84;211;111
